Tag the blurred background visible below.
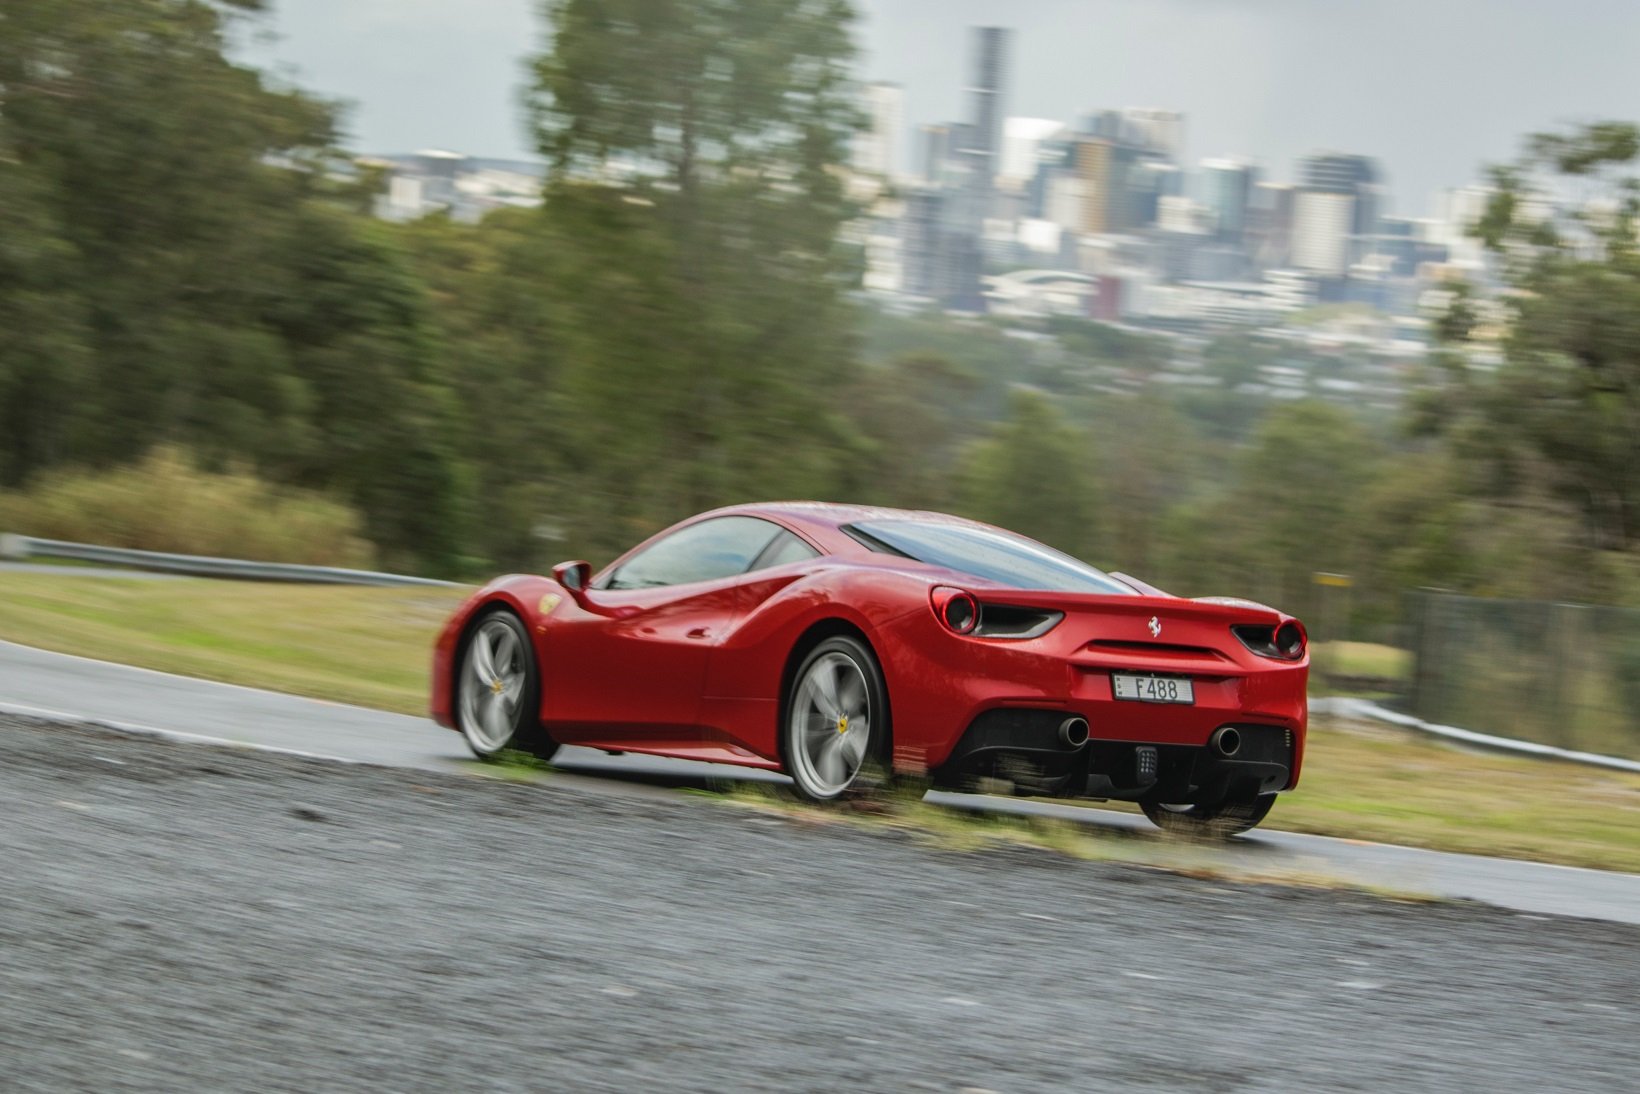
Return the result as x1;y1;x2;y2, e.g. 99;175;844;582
3;1;1640;758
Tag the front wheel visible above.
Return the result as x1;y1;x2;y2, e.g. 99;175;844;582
456;610;559;762
783;636;887;801
1140;794;1276;838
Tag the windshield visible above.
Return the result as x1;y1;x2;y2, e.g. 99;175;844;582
847;520;1136;595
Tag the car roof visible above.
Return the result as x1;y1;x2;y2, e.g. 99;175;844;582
697;501;988;547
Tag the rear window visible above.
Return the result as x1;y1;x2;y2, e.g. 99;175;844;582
847;520;1136;596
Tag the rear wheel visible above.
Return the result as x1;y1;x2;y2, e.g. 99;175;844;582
1140;793;1275;838
456;610;558;762
783;636;886;801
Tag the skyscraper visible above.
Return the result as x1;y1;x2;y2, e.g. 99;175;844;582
1299;152;1381;237
1247;181;1296;268
1069;137;1145;235
961;27;1012;194
1198;157;1254;241
855;82;904;181
928;26;1012;310
918;124;953;185
1292;152;1383;279
1291;190;1355;276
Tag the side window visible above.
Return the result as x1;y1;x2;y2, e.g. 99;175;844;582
750;530;819;572
607;517;783;589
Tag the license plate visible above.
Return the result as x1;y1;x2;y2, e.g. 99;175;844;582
1112;673;1194;704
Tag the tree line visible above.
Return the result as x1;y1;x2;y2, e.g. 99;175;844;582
2;0;1637;631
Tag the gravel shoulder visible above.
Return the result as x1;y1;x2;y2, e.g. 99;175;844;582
3;716;1637;1093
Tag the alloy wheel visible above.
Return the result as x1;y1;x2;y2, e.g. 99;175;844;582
458;616;528;754
788;649;873;798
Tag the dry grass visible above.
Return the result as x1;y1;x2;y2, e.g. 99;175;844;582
1;571;1636;872
0;447;375;567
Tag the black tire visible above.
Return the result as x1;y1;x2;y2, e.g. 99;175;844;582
454;609;559;763
782;635;890;801
1140;793;1276;838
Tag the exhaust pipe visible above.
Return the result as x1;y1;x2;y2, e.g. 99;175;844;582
1211;727;1242;757
1058;716;1090;748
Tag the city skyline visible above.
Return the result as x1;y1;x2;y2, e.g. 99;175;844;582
253;0;1640;217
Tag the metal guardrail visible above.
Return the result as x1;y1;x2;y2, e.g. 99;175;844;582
1310;697;1640;774
0;534;462;588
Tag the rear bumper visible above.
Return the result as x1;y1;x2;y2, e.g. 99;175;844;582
936;708;1297;804
877;607;1309;787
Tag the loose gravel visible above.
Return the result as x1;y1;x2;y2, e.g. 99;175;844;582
3;716;1637;1093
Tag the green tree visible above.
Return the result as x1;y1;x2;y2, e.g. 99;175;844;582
0;140;89;486
1163;401;1380;615
392;210;567;571
0;0;462;571
955;391;1099;560
1086;394;1208;580
1444;121;1640;556
525;0;864;556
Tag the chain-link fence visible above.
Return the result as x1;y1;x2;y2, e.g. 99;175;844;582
1405;591;1640;761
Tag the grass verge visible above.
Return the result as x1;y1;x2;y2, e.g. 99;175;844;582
0;571;466;715
1;572;1636;872
704;782;1445;900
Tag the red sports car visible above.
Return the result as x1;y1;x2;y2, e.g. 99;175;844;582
430;502;1309;835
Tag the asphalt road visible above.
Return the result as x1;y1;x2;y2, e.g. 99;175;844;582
3;638;1638;925
5;716;1638;1093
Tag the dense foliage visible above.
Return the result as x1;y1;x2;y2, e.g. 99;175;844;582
2;0;1637;629
0;0;459;572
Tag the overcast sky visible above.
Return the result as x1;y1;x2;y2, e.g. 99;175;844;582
253;0;1640;216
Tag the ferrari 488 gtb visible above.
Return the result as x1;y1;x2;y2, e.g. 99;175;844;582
431;503;1309;835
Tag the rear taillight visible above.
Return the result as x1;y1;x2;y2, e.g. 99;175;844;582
1275;621;1306;659
931;589;1063;639
932;587;978;635
1232;621;1307;661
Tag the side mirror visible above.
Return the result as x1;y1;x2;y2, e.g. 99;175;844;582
550;559;637;620
552;559;592;599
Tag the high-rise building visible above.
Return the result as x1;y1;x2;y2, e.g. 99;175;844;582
1077;108;1184;161
1291;152;1384;279
1247;181;1296;268
1299;152;1381;237
1291;190;1355;277
920;26;1012;309
1129;159;1182;228
1000;117;1066;189
899;187;945;298
918;124;953;184
898;185;985;309
855;82;904;181
1122;107;1185;162
960;27;1012;192
1198;157;1255;241
1072;137;1143;234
